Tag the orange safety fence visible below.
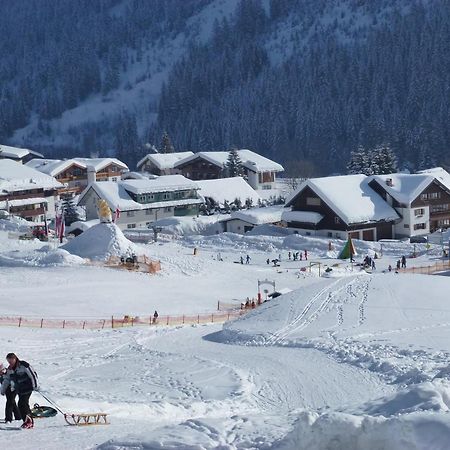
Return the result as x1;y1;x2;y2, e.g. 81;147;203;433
0;310;249;330
401;260;450;275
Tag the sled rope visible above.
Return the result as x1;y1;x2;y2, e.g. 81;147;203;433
38;391;66;415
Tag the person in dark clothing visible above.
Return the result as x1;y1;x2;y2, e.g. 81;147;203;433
401;255;407;268
153;310;159;324
396;259;401;270
1;353;38;429
0;363;21;423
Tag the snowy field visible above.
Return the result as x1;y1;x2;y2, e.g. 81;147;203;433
1;219;450;449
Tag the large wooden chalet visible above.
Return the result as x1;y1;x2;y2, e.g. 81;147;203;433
283;174;399;241
27;158;128;196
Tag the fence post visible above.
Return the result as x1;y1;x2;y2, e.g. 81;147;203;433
82;321;86;330
102;319;105;329
166;316;169;326
217;301;220;311
149;316;152;326
111;316;114;329
197;314;200;324
211;313;214;323
131;317;134;327
40;319;43;329
227;313;230;321
63;320;65;329
18;317;22;328
182;315;185;324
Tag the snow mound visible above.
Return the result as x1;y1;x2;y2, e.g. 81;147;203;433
39;249;86;266
153;215;226;237
275;409;450;450
0;216;32;232
62;222;138;260
0;248;85;267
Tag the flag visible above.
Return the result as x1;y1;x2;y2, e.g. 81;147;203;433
55;211;65;243
113;206;121;223
43;212;48;236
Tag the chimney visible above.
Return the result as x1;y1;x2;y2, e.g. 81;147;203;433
87;165;96;184
385;178;393;187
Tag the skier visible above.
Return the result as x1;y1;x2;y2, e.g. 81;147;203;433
288;251;291;260
0;363;21;423
299;253;303;261
246;255;251;265
153;310;159;324
1;353;38;429
401;255;407;269
396;260;401;270
371;259;376;270
240;256;244;265
388;264;392;272
266;258;270;265
304;250;308;260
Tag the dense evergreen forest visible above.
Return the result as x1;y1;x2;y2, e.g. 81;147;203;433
1;0;449;174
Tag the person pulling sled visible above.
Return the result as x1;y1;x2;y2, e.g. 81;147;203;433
1;353;38;429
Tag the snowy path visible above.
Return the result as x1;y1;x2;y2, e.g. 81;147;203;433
0;324;392;449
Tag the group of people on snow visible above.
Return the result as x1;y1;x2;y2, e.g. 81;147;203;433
0;353;37;429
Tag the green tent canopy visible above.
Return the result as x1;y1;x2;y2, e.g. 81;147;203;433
338;236;357;259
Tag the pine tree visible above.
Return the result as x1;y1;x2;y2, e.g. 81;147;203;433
63;197;80;226
160;131;174;153
226;149;245;177
347;147;368;174
371;143;398;174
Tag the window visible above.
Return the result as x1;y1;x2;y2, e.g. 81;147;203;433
327;232;332;238
438;219;450;227
334;217;340;224
404;224;410;228
111;177;118;182
127;224;136;229
421;192;441;200
431;204;450;213
163;193;170;200
164;207;172;212
305;232;311;236
413;223;426;230
306;197;321;206
127;211;135;217
145;209;153;215
414;208;425;217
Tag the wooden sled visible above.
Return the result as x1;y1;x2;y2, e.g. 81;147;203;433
64;412;109;426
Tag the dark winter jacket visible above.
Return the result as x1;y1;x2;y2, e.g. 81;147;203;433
1;361;38;395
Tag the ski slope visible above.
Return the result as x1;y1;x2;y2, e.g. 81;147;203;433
1;225;450;448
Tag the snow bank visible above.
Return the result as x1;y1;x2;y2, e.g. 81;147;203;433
62;222;139;260
153;215;226;237
0;215;31;232
0;248;85;267
275;409;450;450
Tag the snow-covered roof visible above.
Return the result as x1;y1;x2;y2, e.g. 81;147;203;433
281;210;324;224
121;175;198;195
0;144;43;160
175;150;284;173
369;173;435;205
0;197;47;209
286;174;399;225
26;157;128;177
78;180;202;212
121;171;158;181
227;206;284;225
195;177;261;205
0;159;62;193
137;152;194;170
417;167;450;192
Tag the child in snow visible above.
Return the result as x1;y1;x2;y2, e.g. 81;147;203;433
0;363;21;424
